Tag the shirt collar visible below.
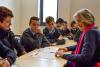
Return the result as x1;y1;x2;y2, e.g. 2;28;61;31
29;27;35;36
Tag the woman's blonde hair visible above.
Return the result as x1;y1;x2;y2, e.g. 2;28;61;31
73;8;95;25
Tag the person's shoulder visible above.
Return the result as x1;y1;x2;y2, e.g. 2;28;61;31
88;28;99;33
54;27;59;31
43;27;48;30
23;28;30;33
43;27;49;33
86;28;100;36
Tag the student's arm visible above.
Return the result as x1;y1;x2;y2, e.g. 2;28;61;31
20;32;43;52
66;45;77;51
9;31;26;56
55;28;61;38
43;28;56;43
73;29;82;42
62;30;96;64
0;41;16;65
41;35;50;48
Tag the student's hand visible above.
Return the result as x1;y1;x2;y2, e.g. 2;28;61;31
36;27;43;35
58;35;64;40
0;59;10;67
55;50;65;57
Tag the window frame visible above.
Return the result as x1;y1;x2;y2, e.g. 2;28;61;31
39;0;59;26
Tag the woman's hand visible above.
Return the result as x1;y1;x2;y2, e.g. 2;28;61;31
58;47;68;52
55;47;68;57
55;50;65;57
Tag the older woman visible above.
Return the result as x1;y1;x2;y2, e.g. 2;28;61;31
55;9;100;67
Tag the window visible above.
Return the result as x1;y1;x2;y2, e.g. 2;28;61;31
39;0;58;25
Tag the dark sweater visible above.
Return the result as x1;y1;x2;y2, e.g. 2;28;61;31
43;27;61;43
0;29;25;56
63;28;100;67
0;41;16;65
58;29;70;36
20;28;50;52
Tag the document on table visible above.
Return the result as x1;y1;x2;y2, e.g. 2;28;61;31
30;47;58;60
11;65;19;67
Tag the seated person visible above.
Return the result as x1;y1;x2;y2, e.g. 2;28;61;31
20;16;50;52
62;21;70;36
70;20;79;35
0;41;16;66
56;18;65;34
55;9;100;67
68;20;81;40
43;16;65;45
0;6;26;56
73;28;82;42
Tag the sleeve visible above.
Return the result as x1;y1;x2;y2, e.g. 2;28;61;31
0;41;17;65
43;28;55;43
63;30;96;64
55;28;61;38
20;32;42;52
41;35;50;48
66;45;77;51
73;29;82;42
9;31;25;56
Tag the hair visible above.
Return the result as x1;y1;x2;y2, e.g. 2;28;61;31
45;16;54;24
29;16;39;25
70;20;76;27
0;6;13;22
73;8;95;26
56;18;64;24
64;21;68;24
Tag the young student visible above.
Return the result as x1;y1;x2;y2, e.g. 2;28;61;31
55;9;100;67
0;42;16;66
56;18;70;36
0;6;26;56
68;20;81;40
43;16;64;45
62;21;70;36
70;20;79;35
56;18;64;34
20;16;50;52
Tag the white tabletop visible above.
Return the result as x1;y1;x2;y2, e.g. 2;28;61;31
12;40;76;67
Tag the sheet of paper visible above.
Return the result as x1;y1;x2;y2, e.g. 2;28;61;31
30;47;58;60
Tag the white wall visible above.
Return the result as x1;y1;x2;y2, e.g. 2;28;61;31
20;0;38;34
59;0;100;27
12;0;21;34
58;0;71;22
70;0;100;26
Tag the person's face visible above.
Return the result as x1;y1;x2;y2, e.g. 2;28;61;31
64;23;68;29
0;16;11;31
75;16;85;31
72;23;78;29
47;22;55;30
57;22;63;27
29;20;40;32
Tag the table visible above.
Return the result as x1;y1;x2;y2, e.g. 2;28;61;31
12;40;76;67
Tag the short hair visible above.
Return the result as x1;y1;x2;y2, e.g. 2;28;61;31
45;16;54;24
70;20;76;27
0;6;13;22
29;16;39;25
73;8;95;25
64;21;68;24
56;18;64;24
